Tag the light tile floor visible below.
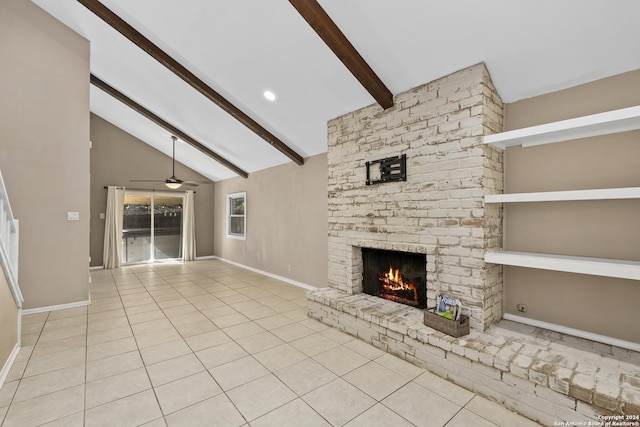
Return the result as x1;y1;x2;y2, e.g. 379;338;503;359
0;260;542;426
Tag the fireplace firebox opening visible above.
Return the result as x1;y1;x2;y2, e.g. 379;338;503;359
362;248;427;309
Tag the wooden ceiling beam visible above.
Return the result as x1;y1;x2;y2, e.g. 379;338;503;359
78;0;304;166
91;74;249;179
289;0;394;109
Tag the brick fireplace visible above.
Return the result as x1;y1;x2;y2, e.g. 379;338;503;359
312;63;504;331
305;64;640;422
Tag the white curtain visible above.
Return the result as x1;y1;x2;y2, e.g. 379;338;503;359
182;190;196;261
103;186;125;269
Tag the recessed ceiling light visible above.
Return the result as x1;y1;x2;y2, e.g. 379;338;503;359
263;90;276;101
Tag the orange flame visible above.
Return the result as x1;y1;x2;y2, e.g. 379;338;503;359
380;266;417;296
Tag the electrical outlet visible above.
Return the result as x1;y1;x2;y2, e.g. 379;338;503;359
516;303;528;313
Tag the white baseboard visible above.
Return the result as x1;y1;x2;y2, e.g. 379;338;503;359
0;343;20;390
21;299;91;316
503;313;640;352
89;265;103;270
212;256;317;291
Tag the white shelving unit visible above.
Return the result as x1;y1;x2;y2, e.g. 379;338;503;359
484;251;640;281
484;104;640;281
483;105;640;351
483;104;640;150
485;186;640;204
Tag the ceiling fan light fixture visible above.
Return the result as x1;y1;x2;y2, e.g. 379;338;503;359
165;182;182;190
130;135;207;188
165;136;183;189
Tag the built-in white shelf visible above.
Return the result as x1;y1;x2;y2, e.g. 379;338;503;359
485;187;640;203
484;251;640;281
484;105;640;149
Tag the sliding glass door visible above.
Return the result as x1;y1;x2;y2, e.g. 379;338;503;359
122;191;183;264
153;195;183;260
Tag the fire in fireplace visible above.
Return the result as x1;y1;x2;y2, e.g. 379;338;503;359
362;248;427;309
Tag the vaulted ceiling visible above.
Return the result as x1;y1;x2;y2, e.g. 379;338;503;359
33;0;640;182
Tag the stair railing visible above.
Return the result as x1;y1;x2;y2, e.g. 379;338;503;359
0;168;22;309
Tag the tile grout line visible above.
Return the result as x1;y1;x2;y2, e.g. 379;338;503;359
458;395;503;427
83;268;167;424
1;310;49;423
138;268;223;424
10;309;90;425
126;264;275;423
441;405;467;427
127;267;171;425
139;265;311;424
144;268;255;425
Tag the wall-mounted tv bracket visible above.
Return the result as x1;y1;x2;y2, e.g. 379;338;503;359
366;154;407;185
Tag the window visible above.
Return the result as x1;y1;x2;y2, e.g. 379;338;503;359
227;192;246;240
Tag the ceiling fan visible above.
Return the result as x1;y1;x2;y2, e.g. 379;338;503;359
131;135;210;189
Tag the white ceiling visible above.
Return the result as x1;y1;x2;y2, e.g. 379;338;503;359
32;0;640;182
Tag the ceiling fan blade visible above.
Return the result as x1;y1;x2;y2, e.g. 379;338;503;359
130;179;165;183
183;180;211;185
182;182;200;187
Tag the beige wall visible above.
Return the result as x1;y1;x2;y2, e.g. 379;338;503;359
214;154;328;288
0;0;90;309
0;268;18;375
90;114;215;265
503;69;640;343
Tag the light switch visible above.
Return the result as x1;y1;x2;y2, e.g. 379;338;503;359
67;211;80;221
99;212;105;219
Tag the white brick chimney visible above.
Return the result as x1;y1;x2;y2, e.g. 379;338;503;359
324;63;504;331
